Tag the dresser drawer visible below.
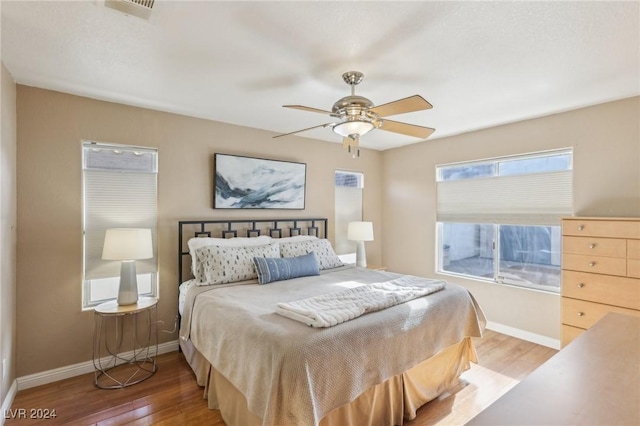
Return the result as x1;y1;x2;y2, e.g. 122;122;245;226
628;259;640;279
628;240;640;259
561;297;640;329
562;253;627;276
563;219;640;239
562;236;626;258
562;270;640;310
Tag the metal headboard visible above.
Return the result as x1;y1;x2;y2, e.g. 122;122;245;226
178;218;328;285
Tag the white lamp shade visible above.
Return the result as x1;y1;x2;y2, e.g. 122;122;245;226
102;228;153;261
333;121;375;137
348;221;374;242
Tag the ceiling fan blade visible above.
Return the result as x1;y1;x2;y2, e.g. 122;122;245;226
369;95;433;117
273;123;333;138
378;119;435;139
283;105;333;115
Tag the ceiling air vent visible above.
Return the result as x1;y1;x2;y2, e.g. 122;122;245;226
104;0;155;20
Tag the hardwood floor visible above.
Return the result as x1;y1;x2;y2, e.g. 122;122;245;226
6;330;557;426
404;330;557;426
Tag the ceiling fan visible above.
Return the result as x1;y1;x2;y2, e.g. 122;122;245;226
273;71;435;157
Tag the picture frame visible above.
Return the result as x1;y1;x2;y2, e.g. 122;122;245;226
214;154;306;209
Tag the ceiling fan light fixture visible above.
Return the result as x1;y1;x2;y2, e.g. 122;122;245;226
332;120;375;137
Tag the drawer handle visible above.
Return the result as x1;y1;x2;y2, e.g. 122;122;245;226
577;312;584;316
577;283;585;288
589;243;596;249
589;262;596;267
577;225;584;231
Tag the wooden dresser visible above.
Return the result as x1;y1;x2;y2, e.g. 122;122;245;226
561;217;640;347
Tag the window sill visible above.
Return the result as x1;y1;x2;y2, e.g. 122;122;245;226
435;270;561;296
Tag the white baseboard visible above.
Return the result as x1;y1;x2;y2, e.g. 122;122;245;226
1;380;18;426
16;340;179;391
486;321;561;350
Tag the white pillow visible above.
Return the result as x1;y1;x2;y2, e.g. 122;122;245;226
275;235;318;243
280;239;344;270
195;243;280;285
188;236;272;281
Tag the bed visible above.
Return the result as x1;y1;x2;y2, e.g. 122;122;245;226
177;218;486;426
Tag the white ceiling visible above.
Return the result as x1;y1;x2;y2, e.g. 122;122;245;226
2;1;639;150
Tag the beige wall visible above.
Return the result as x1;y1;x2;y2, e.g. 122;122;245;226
1;62;18;401
13;84;640;375
15;86;383;376
381;96;640;341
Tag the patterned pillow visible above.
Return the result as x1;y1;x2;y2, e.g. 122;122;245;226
280;239;344;270
253;252;320;284
195;243;280;285
275;235;318;243
188;236;272;282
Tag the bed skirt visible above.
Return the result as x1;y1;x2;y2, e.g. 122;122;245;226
180;337;477;426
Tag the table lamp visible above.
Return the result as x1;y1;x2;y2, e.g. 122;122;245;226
348;221;374;268
102;228;153;305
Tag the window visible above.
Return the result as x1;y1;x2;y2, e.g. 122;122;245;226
335;171;363;188
436;149;572;292
334;170;364;264
82;141;158;308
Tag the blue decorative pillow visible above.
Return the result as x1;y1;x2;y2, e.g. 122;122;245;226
253;252;320;284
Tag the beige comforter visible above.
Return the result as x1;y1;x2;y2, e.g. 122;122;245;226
179;266;485;426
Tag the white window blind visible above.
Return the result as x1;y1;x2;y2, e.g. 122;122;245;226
334;170;364;256
437;171;573;225
83;142;158;281
436;150;573;226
